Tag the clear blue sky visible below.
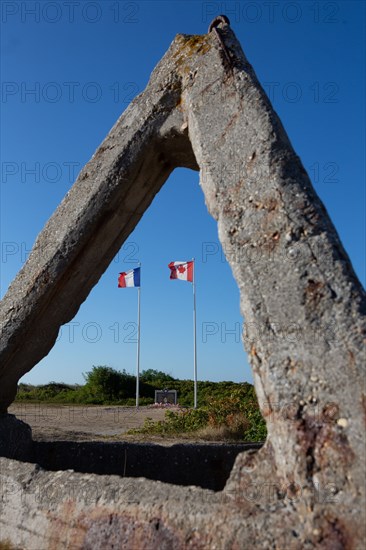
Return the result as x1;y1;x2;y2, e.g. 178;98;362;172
1;1;365;386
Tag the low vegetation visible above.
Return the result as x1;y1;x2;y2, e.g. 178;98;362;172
128;387;266;442
16;366;267;442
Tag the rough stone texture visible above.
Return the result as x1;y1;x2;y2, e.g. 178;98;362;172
0;457;260;550
0;19;365;549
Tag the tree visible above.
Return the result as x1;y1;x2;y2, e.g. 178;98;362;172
140;369;175;384
83;366;134;401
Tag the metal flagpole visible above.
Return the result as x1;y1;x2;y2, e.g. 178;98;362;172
136;264;141;409
192;258;197;409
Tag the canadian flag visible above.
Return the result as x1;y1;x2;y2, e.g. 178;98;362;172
168;261;194;282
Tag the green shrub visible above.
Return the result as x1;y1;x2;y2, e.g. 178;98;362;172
16;382;76;402
129;392;266;442
83;366;134;401
140;369;175;384
129;408;209;436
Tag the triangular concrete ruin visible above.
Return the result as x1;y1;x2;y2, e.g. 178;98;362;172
1;16;365;548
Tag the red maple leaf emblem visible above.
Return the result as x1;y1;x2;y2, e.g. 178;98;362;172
178;265;186;273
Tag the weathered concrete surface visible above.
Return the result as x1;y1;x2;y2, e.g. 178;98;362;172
0;456;304;550
0;17;365;549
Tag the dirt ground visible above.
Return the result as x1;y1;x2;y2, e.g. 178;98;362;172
9;403;257;447
9;403;175;443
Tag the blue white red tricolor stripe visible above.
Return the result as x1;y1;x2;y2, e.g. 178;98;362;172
168;261;194;282
118;267;141;288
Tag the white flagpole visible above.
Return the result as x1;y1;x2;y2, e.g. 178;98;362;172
136;264;141;409
192;258;197;409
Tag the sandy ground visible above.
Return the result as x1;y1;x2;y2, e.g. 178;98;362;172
8;403;174;443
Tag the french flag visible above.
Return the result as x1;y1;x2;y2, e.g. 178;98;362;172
118;267;141;288
168;261;194;282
